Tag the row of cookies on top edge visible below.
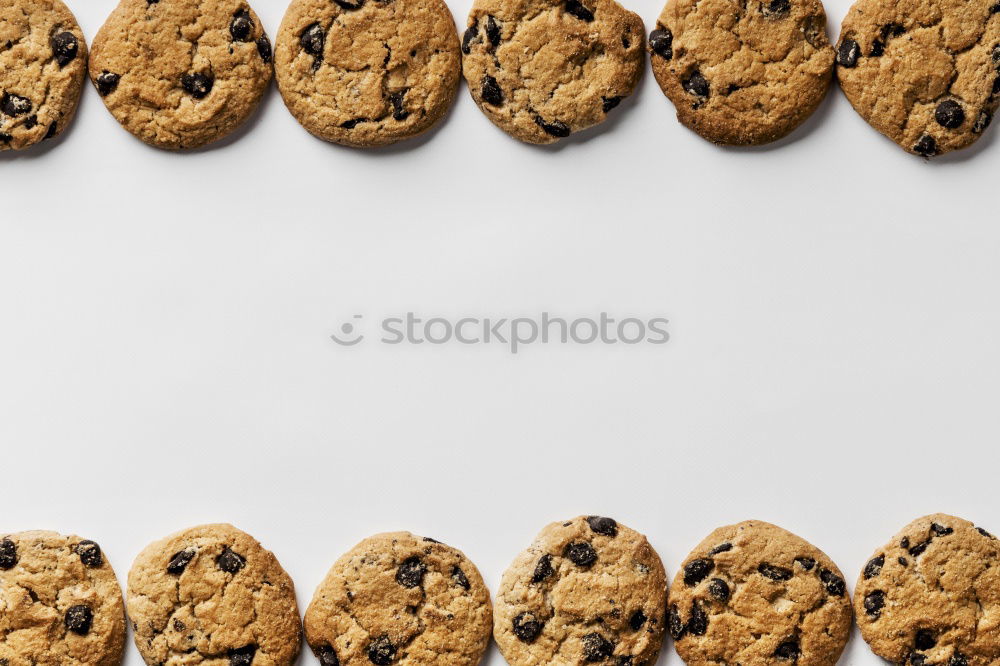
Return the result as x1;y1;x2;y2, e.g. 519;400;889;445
2;514;998;666
2;0;998;155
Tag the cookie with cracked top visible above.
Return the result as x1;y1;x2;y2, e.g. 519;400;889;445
836;0;1000;156
274;0;461;147
669;520;851;666
0;0;87;150
461;0;645;144
494;516;667;666
89;0;273;150
126;524;301;666
0;530;125;666
648;0;834;145
855;514;1000;666
303;532;492;666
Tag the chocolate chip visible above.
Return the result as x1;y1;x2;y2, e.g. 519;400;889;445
96;72;120;96
217;548;246;574
761;0;790;18
794;557;815;571
901;537;910;549
602;96;623;112
23;114;36;129
532;554;554;583
512;612;543;643
486;15;502;48
649;28;673;60
864;555;885;579
230;9;254;41
915;630;936;651
911;654;928;666
44;122;57;139
181;73;213;99
686;601;708;636
301;23;326;66
934;101;965;129
367;636;395;665
629;609;647;631
908;538;931;556
564;542;597;567
869;39;884;57
864;590;885;618
389;90;409;121
340;118;366;129
881;23;905;38
77;541;102;568
992;45;1000;66
709;542;732;555
977;527;997;539
708;578;730;602
396;557;426;588
582;633;614;662
992;76;1000;96
229;645;257;666
930;522;953;536
315;645;340;666
1;93;32;117
774;640;800;660
256;36;272;63
0;538;18;569
167;549;195;574
950;652;969;666
64;605;93;635
837;39;859;67
452;566;470;590
898;557;908;566
684;559;713;586
973;110;993;133
617;658;633;666
51;32;79;67
565;0;595;21
758;563;793;581
820;569;845;596
586;516;618;537
0;133;11;143
912;135;937;157
481;75;504;106
462;25;478;54
683;71;709;98
335;0;365;8
173;619;185;632
668;604;686;640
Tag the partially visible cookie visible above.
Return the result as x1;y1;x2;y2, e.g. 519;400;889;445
836;0;999;156
275;0;461;148
126;524;301;666
0;531;125;666
0;0;87;150
89;0;274;150
461;0;645;144
494;516;667;666
855;514;1000;666
668;520;852;666
304;532;492;666
648;0;834;145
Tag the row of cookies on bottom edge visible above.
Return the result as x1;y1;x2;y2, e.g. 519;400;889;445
0;514;998;666
3;0;998;156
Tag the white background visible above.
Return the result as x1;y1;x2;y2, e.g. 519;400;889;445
2;0;999;664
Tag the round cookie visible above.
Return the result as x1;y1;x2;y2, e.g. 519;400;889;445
668;520;852;666
0;530;126;666
0;0;87;150
836;0;1000;156
494;516;667;666
126;524;301;666
303;532;492;666
648;0;834;145
89;0;273;150
274;0;462;148
855;514;1000;666
461;0;645;144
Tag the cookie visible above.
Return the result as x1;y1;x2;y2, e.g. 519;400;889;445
0;0;87;150
668;520;852;666
303;532;492;666
836;0;1000;156
89;0;273;150
855;514;1000;666
461;0;645;144
274;0;461;148
126;524;301;666
648;0;834;145
0;530;126;666
494;516;667;666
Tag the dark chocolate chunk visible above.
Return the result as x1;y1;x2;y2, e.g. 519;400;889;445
686;601;708;636
181;73;213;99
65;605;93;635
774;640;800;660
684;559;713;586
977;527;997;539
649;28;673;60
316;645;340;666
708;578;730;602
602;96;623;112
587;516;618;537
908;539;932;556
565;0;595;21
396;557;426;588
389;90;410;121
629;609;647;631
462;25;478;54
300;23;326;66
230;9;254;41
683;71;709;98
167;549;195;574
973;110;993;133
532;554;554;583
512;612;543;643
452;566;470;590
564;542;597;567
217;548;246;574
481;75;504;106
912;135;937;157
863;555;884;579
77;541;103;568
837;39;859;67
950;653;969;666
761;0;790;18
51;32;79;67
229;645;257;666
819;568;845;596
96;72;121;96
367;637;395;665
256;36;272;63
915;630;936;651
934;101;965;129
0;538;18;569
335;0;365;9
486;15;502;48
668;604;686;640
758;563;793;581
1;93;32;117
582;633;614;662
340;118;366;129
864;590;885;618
794;557;816;571
708;542;732;555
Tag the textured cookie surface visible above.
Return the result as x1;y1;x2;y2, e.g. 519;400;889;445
648;0;834;145
836;0;1000;156
89;0;273;150
461;0;645;144
668;520;852;666
0;0;87;150
0;531;125;666
494;516;667;666
304;532;492;666
126;524;301;666
275;0;461;147
855;513;1000;666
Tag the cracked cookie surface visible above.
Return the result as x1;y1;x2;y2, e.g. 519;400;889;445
855;513;1000;666
461;0;645;144
126;524;301;666
0;0;87;151
303;532;492;666
494;516;667;666
0;530;125;666
648;0;834;145
275;0;461;148
668;520;851;666
89;0;273;150
836;0;1000;156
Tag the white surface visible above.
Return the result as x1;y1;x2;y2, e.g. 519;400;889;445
2;1;999;665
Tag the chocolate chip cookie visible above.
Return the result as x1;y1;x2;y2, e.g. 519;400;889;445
126;524;301;666
0;531;126;666
836;0;1000;156
494;516;667;666
668;520;852;666
274;0;461;148
0;0;87;150
856;514;1000;666
304;532;492;666
89;0;273;150
461;0;645;144
648;0;834;145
